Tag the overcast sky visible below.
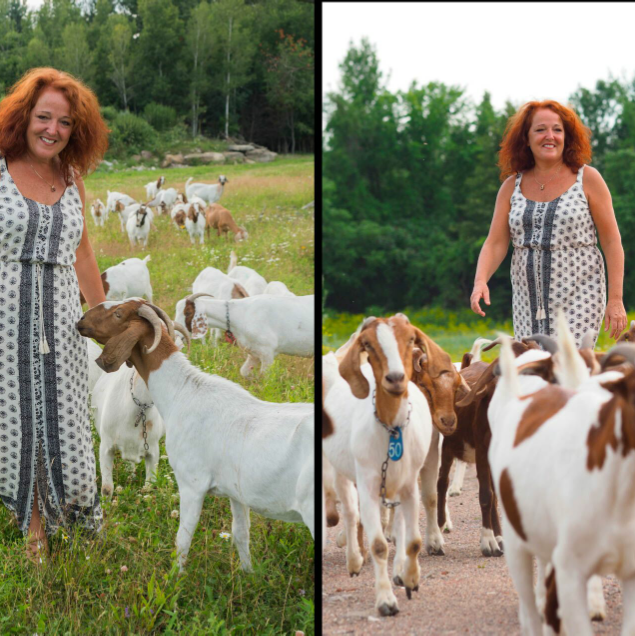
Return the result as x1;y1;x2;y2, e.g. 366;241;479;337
324;2;635;113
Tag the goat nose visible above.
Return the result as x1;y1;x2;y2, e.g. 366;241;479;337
440;415;456;430
385;372;405;385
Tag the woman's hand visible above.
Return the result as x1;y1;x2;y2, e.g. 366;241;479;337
470;282;490;317
604;298;627;340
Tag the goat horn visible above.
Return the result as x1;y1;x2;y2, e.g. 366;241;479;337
186;292;215;302
137;304;164;354
600;343;635;371
524;334;558;354
145;302;175;341
481;337;503;352
580;330;596;350
173;323;191;352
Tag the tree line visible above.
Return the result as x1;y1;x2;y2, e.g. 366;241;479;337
323;39;635;321
0;0;314;154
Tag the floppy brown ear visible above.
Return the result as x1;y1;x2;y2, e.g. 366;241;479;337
461;352;473;370
455;373;471;402
96;322;147;373
412;347;427;373
338;335;370;399
414;327;452;377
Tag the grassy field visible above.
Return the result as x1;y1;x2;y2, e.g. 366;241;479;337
323;305;622;363
0;156;315;634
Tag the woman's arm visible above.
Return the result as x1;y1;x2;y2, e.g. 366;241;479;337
585;166;627;339
470;176;515;317
74;175;106;308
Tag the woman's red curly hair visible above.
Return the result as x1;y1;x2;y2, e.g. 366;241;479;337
498;100;592;181
0;67;109;185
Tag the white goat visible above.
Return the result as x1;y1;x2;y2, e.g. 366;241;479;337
184;200;207;245
77;299;314;572
173;267;249;345
101;256;153;302
144;175;165;200
185;175;228;204
195;294;314;376
106;190;136;214
263;281;295;297
126;205;153;248
488;322;628;635
90;198;108;226
226;251;267;295
147;187;179;215
322;315;453;616
92;364;165;497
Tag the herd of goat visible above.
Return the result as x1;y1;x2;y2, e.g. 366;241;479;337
89;174;247;247
322;312;635;635
80;173;315;573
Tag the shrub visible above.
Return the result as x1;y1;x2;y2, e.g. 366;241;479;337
108;111;155;158
142;102;177;132
100;105;118;123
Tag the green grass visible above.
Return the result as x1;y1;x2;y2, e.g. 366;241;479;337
0;156;314;634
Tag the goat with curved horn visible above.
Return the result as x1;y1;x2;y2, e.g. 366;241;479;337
146;302;175;341
600;343;635;371
137;304;165;354
186;292;215;302
174;323;191;351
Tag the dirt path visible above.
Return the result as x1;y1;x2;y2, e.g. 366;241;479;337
322;464;624;634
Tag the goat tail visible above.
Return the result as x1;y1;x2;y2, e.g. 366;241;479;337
469;337;493;362
228;250;238;273
143;254;151;264
497;333;519;402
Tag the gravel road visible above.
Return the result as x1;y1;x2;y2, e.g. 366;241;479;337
322;463;624;635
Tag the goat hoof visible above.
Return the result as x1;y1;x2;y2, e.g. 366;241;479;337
413;585;419;592
392;575;404;587
443;527;451;534
326;514;339;528
349;571;360;578
405;587;413;600
378;602;399;617
426;546;445;556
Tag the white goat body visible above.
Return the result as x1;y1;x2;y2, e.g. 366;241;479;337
106;191;136;216
184;201;206;245
226;264;267;296
101;256;153;302
144;175;165;200
185;175;227;204
126;205;153;248
92;365;165;497
263;281;295;297
197;295;314;376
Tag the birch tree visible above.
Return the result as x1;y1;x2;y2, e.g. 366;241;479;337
186;1;213;138
108;17;134;110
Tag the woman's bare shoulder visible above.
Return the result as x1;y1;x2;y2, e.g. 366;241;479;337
497;174;517;198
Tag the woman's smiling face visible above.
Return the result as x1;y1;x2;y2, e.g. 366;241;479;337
26;87;73;162
528;108;565;163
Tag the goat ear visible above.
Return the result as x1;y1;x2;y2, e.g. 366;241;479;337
518;358;555;382
460;352;473;370
338;335;370;399
412;347;427;373
96;323;146;373
455;374;471;402
232;283;248;299
414;327;452;377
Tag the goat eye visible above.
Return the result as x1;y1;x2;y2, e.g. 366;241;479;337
114;310;122;319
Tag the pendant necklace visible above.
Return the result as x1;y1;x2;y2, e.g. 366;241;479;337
533;163;563;191
29;163;57;192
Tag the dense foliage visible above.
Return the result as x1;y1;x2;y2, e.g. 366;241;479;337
0;0;314;154
323;39;635;320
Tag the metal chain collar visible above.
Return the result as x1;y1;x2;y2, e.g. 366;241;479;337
225;301;236;344
373;389;412;508
129;371;152;452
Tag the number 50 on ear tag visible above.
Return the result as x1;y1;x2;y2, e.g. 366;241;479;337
388;427;403;461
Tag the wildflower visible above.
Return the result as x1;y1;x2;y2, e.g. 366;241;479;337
171;510;179;519
299;589;306;596
125;607;130;618
171;494;179;500
160;455;168;460
112;500;118;507
105;569;112;575
143;494;151;500
116;486;123;494
120;565;128;573
219;532;231;541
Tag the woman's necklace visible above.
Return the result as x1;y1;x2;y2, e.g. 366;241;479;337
533;163;563;191
29;163;57;192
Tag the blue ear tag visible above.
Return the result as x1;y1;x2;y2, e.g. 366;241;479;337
388;427;403;461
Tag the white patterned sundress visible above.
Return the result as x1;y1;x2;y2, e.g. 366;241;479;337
509;165;606;348
0;156;102;537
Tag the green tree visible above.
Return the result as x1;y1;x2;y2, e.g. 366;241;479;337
107;16;135;110
186;1;213;138
57;21;93;84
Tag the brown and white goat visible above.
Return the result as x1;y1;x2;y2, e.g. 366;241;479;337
323;314;459;616
206;204;248;242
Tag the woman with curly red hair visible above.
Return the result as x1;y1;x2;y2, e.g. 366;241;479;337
0;68;109;563
470;100;626;346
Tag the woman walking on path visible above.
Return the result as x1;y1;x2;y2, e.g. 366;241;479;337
0;68;109;562
470;100;626;346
